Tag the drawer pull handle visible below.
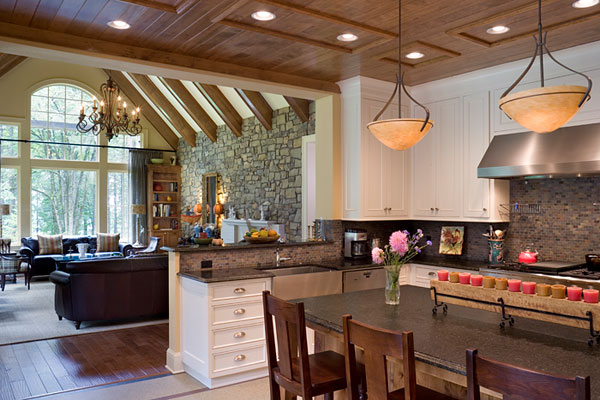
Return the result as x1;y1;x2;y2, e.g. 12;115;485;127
233;354;246;362
233;288;246;294
233;331;246;338
428;272;436;277
233;308;246;315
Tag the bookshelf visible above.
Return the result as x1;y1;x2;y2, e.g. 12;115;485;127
146;164;182;249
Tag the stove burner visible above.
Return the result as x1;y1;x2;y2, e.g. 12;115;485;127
559;268;600;280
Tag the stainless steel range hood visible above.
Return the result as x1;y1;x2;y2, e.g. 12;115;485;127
478;123;600;179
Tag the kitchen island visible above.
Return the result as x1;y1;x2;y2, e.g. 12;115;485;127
296;286;600;398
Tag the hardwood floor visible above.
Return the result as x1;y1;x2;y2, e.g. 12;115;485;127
0;323;169;400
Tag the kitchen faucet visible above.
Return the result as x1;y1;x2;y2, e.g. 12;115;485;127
275;247;291;267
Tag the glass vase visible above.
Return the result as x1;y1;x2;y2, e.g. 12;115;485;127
385;265;402;305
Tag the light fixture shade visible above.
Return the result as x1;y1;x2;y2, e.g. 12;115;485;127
0;204;9;216
367;119;434;150
131;204;146;215
499;85;590;133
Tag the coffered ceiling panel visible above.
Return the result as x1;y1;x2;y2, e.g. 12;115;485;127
0;0;599;89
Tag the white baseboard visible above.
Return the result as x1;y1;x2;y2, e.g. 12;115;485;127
166;348;184;374
184;364;268;389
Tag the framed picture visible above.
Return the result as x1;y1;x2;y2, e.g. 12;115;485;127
439;226;464;255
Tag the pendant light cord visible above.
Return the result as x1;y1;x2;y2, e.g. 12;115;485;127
538;0;544;87
398;0;402;116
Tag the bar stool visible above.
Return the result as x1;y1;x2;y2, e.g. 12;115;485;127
343;314;456;400
466;349;590;400
263;290;348;400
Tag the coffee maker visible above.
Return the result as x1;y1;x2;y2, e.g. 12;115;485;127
344;229;369;258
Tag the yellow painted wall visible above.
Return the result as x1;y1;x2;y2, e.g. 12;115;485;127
0;57;174;151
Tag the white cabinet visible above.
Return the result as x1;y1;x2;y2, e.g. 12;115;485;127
340;77;410;220
410;264;475;288
412;98;462;219
181;277;271;388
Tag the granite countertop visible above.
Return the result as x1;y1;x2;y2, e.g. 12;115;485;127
162;240;332;253
178;268;274;283
410;255;487;271
295;287;600;395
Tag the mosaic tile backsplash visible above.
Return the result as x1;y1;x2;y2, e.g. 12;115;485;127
504;177;600;263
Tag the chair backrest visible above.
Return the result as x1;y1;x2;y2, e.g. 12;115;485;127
262;290;312;398
466;349;590;400
343;314;417;400
138;236;160;253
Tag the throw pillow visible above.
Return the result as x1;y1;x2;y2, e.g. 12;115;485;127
97;233;120;252
38;234;63;255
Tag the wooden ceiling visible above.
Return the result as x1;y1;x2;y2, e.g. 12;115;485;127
0;1;600;88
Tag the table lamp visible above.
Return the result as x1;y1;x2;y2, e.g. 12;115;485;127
0;204;9;238
131;204;146;247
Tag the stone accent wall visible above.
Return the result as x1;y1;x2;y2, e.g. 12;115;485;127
177;104;315;241
505;177;600;262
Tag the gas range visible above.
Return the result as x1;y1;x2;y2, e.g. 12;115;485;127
487;260;586;275
559;268;600;280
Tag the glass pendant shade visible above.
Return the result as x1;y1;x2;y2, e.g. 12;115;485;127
367;118;434;150
499;85;590;133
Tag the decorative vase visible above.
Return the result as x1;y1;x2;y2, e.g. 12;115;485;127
385;264;402;305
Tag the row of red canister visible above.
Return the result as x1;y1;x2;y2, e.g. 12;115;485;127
437;270;599;303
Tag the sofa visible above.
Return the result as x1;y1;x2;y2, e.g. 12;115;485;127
20;236;133;282
49;255;168;329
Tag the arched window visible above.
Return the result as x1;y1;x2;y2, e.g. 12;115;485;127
30;83;97;235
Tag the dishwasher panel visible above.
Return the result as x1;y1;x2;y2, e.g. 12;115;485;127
343;268;386;292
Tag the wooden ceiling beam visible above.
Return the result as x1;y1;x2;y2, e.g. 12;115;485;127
162;77;218;142
256;0;397;39
129;73;197;147
194;83;243;137
234;88;273;131
284;96;310;123
0;54;26;79
219;19;353;54
106;70;180;149
0;21;340;94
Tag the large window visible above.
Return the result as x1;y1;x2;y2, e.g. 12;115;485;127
30;85;97;161
107;171;130;240
31;169;96;236
0;168;18;241
0;123;18;158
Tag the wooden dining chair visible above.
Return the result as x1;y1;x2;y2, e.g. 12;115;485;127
262;290;348;400
343;314;456;400
466;349;590;400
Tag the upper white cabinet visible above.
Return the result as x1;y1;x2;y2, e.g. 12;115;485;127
412;97;462;219
340;77;410;220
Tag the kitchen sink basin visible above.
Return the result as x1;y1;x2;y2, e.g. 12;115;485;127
264;265;333;277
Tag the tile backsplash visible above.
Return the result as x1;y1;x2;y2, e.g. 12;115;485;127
504;177;600;262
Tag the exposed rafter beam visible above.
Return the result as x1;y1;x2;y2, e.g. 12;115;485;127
130;73;197;147
256;0;397;39
234;88;273;131
106;70;180;149
219;19;353;54
0;53;26;79
0;21;340;95
162;78;218;142
284;96;310;123
194;83;243;137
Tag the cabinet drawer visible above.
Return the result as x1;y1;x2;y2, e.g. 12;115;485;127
212;344;266;374
212;323;265;349
212;300;264;325
211;280;269;302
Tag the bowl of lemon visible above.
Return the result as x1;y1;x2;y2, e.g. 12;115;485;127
244;228;280;244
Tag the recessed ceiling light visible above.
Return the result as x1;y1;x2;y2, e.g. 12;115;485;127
572;0;599;7
107;20;130;30
486;25;510;34
251;11;276;21
337;33;358;42
405;52;424;59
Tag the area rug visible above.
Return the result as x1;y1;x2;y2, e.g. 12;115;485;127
0;279;168;345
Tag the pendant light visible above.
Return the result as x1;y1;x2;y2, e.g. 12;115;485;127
499;0;592;133
366;0;433;151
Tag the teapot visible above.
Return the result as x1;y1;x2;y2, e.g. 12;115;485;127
518;246;538;264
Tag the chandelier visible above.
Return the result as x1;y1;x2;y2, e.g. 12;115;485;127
366;0;433;151
77;75;142;142
498;0;592;133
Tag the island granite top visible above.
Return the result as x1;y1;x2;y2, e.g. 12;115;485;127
178;268;273;283
294;286;600;395
162;240;332;253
